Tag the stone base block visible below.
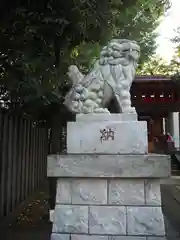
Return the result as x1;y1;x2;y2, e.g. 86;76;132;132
51;178;167;237
51;235;167;240
52;205;165;236
76;113;137;122
48;153;170;239
67;120;148;154
54;178;162;206
47;154;170;178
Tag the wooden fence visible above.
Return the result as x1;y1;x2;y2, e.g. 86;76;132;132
0;111;48;217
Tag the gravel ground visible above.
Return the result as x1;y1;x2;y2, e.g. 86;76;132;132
1;182;52;240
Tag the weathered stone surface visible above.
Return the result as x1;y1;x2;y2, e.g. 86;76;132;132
147;238;167;240
145;180;161;205
127;207;165;235
64;39;140;115
47;154;170;178
76;113;137;122
108;237;146;240
71;235;108;240
56;179;71;204
52;205;88;234
89;206;126;235
51;234;70;240
50;210;55;222
72;179;107;204
109;180;145;205
67;121;147;154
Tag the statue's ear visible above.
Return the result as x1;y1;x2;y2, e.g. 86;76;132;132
68;65;84;85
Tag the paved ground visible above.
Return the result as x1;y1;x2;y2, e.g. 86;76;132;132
2;230;51;240
1;182;52;240
161;183;180;238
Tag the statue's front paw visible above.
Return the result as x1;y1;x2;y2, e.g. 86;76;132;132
124;106;136;114
94;108;110;114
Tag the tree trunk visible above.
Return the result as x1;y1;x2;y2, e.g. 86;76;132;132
51;111;64;154
48;108;64;210
48;105;74;209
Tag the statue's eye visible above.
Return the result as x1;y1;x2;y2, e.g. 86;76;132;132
123;49;129;52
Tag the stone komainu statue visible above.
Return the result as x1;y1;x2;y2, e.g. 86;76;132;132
64;39;140;114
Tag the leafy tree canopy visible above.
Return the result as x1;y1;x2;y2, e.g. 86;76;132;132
0;0;171;119
137;56;180;76
138;26;180;77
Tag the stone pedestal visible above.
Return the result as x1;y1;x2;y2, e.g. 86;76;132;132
47;113;171;240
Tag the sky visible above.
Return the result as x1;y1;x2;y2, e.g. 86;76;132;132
155;0;180;61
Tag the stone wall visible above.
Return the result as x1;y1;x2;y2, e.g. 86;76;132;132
48;114;170;240
48;154;170;240
52;179;163;236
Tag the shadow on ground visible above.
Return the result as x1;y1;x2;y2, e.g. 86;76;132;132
0;181;52;240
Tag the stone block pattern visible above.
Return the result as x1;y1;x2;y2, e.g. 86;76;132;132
72;179;107;205
72;236;108;240
127;207;165;235
51;234;69;240
108;238;146;240
145;180;162;205
52;205;165;236
47;154;171;178
108;180;145;205
56;179;71;204
55;179;162;206
52;178;166;238
51;237;167;240
147;238;167;240
52;205;88;233
89;206;126;235
56;179;107;205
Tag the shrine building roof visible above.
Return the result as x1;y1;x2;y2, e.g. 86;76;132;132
135;75;171;82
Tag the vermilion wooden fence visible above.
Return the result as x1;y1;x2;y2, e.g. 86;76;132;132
0;110;48;217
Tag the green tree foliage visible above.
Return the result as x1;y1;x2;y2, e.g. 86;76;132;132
72;0;171;68
0;0;171;118
137;57;180;75
138;26;180;76
0;0;112;113
170;28;180;82
108;0;171;65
